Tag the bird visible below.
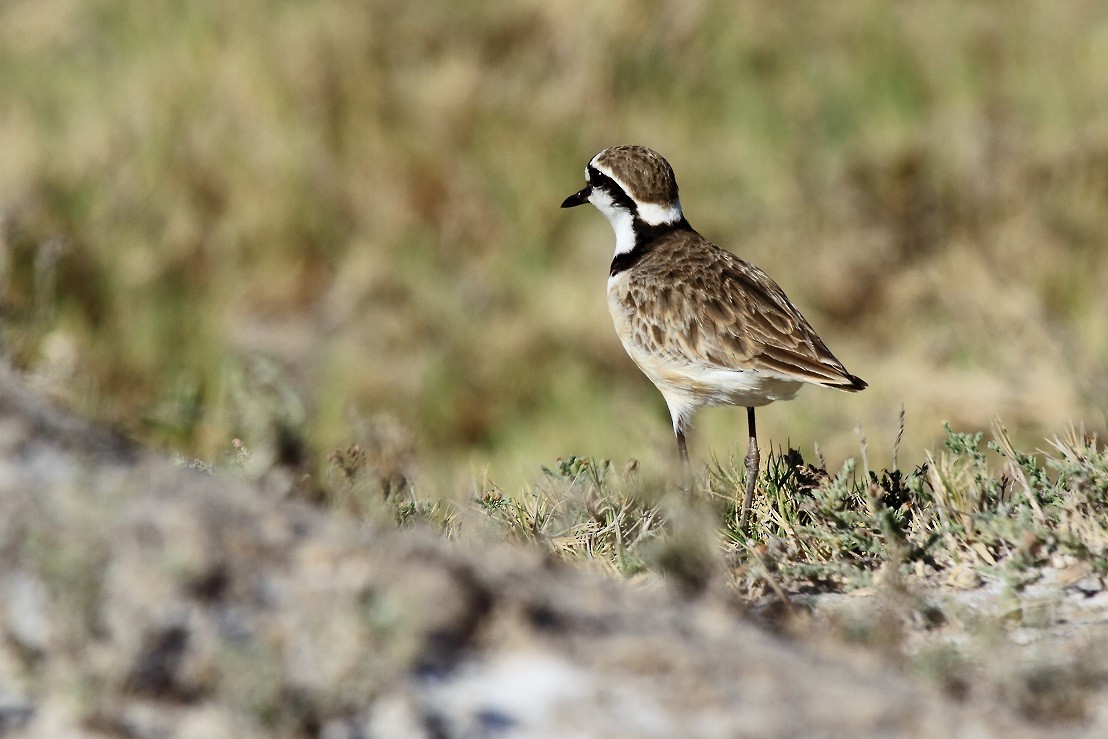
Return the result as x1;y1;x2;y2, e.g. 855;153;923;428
561;145;866;529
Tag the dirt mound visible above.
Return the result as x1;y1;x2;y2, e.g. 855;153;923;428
0;366;1038;737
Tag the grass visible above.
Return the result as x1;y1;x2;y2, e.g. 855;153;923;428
316;418;1108;602
1;1;1107;488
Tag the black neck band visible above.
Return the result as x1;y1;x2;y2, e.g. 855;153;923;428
609;217;691;276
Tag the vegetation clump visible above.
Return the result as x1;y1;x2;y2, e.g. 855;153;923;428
316;420;1108;601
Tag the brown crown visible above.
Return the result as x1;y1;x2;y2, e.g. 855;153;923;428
593;146;679;205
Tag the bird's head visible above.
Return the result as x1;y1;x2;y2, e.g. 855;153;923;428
562;146;684;254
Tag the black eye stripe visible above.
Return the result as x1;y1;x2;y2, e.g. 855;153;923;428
587;165;638;213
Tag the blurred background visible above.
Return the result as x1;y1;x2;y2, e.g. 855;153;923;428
1;0;1106;490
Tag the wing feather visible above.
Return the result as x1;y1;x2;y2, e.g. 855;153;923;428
621;232;866;391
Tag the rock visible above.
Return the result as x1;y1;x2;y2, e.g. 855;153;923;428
1072;576;1104;598
0;689;34;734
2;571;51;658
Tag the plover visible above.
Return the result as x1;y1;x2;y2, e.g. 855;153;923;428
562;145;866;528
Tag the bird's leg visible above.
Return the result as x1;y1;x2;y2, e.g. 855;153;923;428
739;407;759;531
676;428;692;491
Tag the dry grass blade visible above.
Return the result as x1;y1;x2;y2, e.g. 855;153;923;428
991;417;1044;521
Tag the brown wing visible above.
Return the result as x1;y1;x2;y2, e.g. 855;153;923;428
622;232;866;390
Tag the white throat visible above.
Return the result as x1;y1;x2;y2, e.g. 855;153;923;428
589;186;637;256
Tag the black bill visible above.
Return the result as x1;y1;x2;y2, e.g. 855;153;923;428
560;186;591;208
